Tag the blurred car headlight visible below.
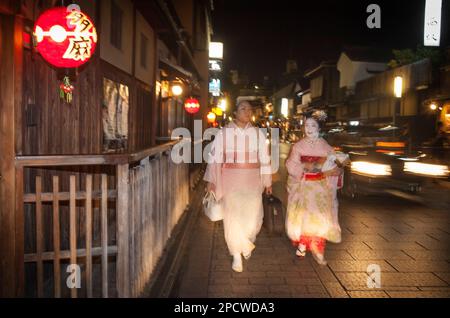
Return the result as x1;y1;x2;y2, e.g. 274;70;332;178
351;161;392;176
404;162;449;177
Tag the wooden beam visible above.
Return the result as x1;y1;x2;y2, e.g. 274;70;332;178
24;246;118;262
14;140;181;167
116;163;130;297
23;189;117;203
0;13;22;298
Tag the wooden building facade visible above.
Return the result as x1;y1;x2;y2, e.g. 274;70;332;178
0;0;212;297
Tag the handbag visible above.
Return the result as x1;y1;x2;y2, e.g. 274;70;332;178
202;191;223;221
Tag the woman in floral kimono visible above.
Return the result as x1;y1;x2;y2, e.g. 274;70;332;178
204;100;272;272
285;110;345;265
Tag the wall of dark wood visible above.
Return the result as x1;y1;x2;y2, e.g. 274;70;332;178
22;32;156;156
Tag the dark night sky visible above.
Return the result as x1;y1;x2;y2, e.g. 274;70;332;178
211;0;449;84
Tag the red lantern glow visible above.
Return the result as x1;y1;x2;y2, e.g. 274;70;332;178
34;7;97;68
184;98;200;114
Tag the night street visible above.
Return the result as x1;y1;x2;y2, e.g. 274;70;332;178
177;143;450;298
1;0;450;303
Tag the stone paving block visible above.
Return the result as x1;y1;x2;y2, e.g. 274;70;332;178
209;277;236;285
251;292;275;298
208;284;233;293
285;277;323;286
291;292;329;298
387;290;450;298
347;249;413;260
208;292;233;298
426;231;450;240
321;250;355;260
341;234;387;242
326;242;371;251
335;272;370;289
402;249;450;261
433;272;450;285
231;271;266;278
306;285;328;294
249;277;286;285
327;260;397;272
378;272;448;287
386;260;450;272
246;264;281;272
364;241;427;251
377;286;420;291
232;284;269;294
210;271;232;279
265;271;301;278
414;240;450;250
379;234;435;242
214;265;233;271
348;291;390;298
326;287;350;298
269;285;305;293
269;292;294;298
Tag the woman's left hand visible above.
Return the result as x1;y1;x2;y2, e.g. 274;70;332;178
324;167;343;177
265;186;273;195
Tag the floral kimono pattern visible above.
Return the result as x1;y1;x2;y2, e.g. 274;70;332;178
285;138;342;253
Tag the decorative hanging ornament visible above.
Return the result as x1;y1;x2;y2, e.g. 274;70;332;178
33;6;98;68
59;76;74;103
184;97;200;114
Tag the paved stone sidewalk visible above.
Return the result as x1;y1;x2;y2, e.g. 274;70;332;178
177;194;450;298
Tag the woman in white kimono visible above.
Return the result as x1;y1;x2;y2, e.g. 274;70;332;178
204;100;272;272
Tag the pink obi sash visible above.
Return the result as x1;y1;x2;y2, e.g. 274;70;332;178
223;163;261;169
300;156;326;163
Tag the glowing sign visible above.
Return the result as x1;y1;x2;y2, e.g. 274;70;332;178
209;78;221;96
34;6;97;68
209;42;223;59
209;60;222;71
424;0;442;46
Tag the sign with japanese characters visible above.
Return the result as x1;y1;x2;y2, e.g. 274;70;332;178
209;78;221;97
424;0;442;46
34;6;98;68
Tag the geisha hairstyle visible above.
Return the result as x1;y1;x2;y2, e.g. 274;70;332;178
304;109;327;130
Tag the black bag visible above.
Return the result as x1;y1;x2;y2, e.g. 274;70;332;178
262;194;284;236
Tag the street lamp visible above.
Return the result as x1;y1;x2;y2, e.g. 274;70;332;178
219;98;227;112
281;98;289;118
171;84;183;96
393;76;403;136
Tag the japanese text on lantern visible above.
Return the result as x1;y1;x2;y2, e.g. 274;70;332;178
63;11;97;61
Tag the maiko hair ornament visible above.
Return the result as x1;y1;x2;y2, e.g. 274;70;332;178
312;110;327;122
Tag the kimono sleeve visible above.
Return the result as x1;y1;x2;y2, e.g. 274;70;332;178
258;128;272;188
203;129;224;199
285;142;303;181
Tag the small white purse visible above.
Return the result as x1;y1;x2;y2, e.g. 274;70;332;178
202;191;223;222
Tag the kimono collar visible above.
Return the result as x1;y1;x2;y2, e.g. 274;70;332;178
229;120;253;131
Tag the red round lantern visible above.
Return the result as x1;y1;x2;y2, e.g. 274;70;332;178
184;98;200;114
34;7;97;68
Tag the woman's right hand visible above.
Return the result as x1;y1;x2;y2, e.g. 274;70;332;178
206;182;216;193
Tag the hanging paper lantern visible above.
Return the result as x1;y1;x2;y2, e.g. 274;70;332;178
184;97;200;114
34;7;97;68
207;111;216;124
